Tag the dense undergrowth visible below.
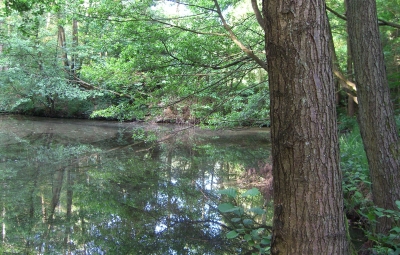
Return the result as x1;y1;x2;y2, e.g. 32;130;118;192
339;115;400;254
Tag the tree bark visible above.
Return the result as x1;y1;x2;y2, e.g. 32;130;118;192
71;18;80;77
263;0;349;253
344;0;355;117
347;0;400;234
58;25;69;68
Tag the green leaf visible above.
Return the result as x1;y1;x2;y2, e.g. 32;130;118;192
390;227;400;233
226;230;239;239
354;191;362;198
251;230;261;240
223;206;243;214
233;207;245;216
243;218;254;226
247;240;255;246
218;188;237;198
218;203;235;212
261;237;271;245
366;211;376;221
395;201;400;209
244;234;252;241
241;187;260;197
231;217;241;223
250;207;265;215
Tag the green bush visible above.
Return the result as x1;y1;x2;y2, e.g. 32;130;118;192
217;188;272;255
359;202;400;254
339;116;400;253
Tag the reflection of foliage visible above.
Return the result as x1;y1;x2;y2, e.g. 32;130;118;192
131;128;159;143
217;188;272;255
0;120;270;254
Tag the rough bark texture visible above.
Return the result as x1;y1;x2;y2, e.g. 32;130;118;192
263;0;349;254
347;0;400;234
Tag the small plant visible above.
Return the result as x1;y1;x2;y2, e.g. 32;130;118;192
217;188;272;255
359;201;400;254
340;127;371;214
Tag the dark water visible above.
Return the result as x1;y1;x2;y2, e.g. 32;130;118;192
0;115;271;254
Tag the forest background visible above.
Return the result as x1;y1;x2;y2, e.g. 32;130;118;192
0;0;398;125
1;0;400;253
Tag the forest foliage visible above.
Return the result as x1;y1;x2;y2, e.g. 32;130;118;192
1;0;400;253
0;0;398;126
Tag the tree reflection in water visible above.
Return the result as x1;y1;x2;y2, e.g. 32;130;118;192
0;116;271;254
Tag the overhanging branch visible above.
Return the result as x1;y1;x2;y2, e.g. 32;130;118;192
326;5;400;29
213;0;267;71
251;0;266;32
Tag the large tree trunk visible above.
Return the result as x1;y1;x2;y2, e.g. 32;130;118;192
263;0;349;253
347;0;400;234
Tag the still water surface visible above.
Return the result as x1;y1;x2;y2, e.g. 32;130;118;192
0;115;271;254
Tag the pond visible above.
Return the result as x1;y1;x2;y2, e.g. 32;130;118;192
0;115;272;254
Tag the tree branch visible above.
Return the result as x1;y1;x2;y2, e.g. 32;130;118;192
326;5;347;21
161;40;252;70
71;77;136;99
378;18;400;29
149;16;227;37
332;69;358;99
213;0;267;71
251;0;266;32
326;5;400;29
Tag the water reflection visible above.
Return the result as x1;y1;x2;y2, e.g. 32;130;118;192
0;115;271;254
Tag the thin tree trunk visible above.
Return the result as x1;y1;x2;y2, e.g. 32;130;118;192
346;44;355;117
344;0;355;117
327;9;357;111
263;0;349;253
0;15;8;71
347;0;400;234
58;25;69;68
72;19;79;77
327;17;342;106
